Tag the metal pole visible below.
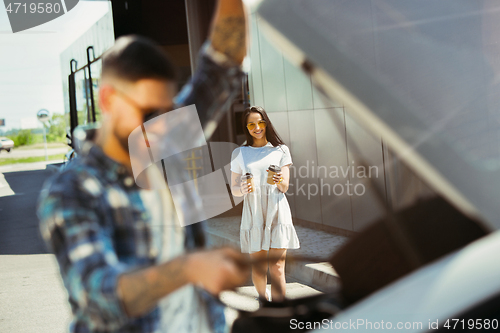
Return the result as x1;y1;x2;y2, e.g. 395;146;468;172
86;47;97;123
69;60;78;137
83;68;92;124
43;125;48;161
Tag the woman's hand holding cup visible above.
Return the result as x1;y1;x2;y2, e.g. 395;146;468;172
266;168;283;184
240;173;254;194
272;171;283;184
267;165;282;185
240;181;252;194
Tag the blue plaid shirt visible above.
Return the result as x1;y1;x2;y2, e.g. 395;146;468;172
37;44;243;333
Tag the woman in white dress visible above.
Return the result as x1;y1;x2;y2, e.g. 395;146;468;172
230;106;300;302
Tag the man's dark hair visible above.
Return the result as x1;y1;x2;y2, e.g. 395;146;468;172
101;35;177;82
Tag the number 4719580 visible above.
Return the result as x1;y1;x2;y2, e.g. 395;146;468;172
444;319;498;330
6;2;62;14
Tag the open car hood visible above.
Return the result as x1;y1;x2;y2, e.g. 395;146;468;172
256;0;500;231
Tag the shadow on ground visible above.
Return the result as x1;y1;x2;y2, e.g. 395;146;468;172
0;169;54;254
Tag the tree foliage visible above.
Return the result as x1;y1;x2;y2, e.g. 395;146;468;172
7;114;67;147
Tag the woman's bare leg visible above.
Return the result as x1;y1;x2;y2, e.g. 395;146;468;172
249;250;269;300
269;248;287;302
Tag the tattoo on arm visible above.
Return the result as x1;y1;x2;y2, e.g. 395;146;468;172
211;16;246;63
118;255;189;317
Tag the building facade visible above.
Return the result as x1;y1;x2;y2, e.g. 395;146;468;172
246;7;433;233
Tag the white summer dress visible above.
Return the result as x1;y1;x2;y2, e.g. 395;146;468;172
231;143;300;254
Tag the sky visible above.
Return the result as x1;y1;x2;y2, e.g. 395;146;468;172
0;1;110;132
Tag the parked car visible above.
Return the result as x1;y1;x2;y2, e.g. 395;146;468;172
256;0;500;331
0;137;14;153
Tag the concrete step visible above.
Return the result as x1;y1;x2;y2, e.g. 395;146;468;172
205;215;350;293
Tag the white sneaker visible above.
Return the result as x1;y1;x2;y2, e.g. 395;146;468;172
265;289;271;302
255;289;271;302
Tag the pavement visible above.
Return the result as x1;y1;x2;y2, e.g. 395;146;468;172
0;162;351;332
0;255;72;333
0;165;71;332
206;214;349;293
0;253;323;333
0;147;69;159
0;160;65;174
0;168;54;254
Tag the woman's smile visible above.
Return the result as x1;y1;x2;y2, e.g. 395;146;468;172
247;111;267;142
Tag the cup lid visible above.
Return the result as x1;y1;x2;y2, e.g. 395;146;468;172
268;165;281;172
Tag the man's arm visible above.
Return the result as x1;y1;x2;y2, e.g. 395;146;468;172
38;172;249;322
120;0;250;317
174;0;247;138
117;247;247;317
209;0;247;64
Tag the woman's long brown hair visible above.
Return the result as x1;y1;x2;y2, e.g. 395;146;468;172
242;106;285;147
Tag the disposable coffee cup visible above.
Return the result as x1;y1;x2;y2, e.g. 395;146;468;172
241;173;254;193
267;165;281;185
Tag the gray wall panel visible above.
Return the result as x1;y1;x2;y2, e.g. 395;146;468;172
246;9;407;232
248;13;265;107
267;111;296;217
314;108;353;230
283;56;314;111
258;17;287;112
288;110;322;224
267;112;291;145
344;111;386;231
384;147;435;212
312;85;342;109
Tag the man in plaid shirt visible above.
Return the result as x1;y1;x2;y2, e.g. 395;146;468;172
37;1;249;332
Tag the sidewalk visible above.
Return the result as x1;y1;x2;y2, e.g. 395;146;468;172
205;213;350;292
0;160;64;173
0;255;72;333
0;147;69;159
